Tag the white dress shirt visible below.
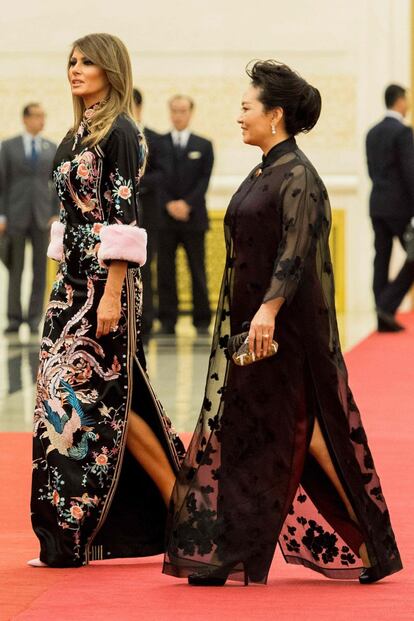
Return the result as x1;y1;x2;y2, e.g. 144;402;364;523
0;134;43;225
385;110;405;124
171;128;190;149
22;131;42;158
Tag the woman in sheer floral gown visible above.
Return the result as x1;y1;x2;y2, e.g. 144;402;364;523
29;34;184;568
163;60;402;586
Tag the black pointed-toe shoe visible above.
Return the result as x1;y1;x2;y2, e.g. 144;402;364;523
359;566;387;584
188;563;248;586
188;574;227;586
376;309;404;333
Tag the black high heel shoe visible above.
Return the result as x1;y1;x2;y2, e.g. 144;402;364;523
188;563;248;586
359;566;387;584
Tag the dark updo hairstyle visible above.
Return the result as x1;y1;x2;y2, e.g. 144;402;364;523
247;60;322;136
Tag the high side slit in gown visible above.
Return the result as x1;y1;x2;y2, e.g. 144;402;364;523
163;137;402;583
31;110;184;567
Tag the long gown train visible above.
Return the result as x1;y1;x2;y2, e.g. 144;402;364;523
163;138;402;582
31;111;184;567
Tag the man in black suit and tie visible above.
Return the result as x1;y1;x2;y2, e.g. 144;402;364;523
158;95;214;335
366;84;414;332
132;88;168;338
0;103;58;334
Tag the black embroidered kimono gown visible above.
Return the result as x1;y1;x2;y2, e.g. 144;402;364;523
164;138;402;583
31;110;184;567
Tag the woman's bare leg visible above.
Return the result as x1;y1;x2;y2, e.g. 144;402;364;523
309;418;370;567
28;410;175;567
126;409;176;506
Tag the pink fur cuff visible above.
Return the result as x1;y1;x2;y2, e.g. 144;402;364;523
47;221;65;262
98;224;147;266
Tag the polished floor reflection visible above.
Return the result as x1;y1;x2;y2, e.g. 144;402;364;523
0;313;375;434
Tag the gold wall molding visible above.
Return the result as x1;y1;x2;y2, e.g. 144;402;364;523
172;208;345;315
0;72;357;176
46;209;345;316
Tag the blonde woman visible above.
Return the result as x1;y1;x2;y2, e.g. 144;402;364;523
29;33;184;568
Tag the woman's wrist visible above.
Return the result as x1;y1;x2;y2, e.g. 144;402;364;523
104;260;127;299
104;285;122;299
262;297;285;316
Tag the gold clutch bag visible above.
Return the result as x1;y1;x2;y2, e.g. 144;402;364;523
227;331;278;366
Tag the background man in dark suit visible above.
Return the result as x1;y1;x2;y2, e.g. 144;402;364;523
366;84;414;332
158;95;214;335
132;88;168;338
0;103;58;334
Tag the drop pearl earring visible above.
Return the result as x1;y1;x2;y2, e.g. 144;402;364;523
271;124;276;135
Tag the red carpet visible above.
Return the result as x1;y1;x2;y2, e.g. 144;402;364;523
1;315;414;620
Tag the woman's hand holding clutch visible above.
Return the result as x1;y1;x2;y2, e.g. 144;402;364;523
249;298;285;358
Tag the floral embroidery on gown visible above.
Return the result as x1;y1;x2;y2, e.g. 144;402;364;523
163;137;402;583
31;107;184;567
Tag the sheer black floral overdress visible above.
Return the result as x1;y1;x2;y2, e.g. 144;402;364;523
31;112;184;567
164;138;402;582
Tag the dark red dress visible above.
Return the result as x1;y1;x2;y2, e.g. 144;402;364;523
163;137;402;583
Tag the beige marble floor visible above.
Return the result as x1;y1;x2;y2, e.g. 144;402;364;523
0;312;376;434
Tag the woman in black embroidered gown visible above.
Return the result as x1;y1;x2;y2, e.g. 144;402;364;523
29;33;184;568
163;60;402;585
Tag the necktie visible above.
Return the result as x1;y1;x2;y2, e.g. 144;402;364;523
174;134;184;157
30;138;38;167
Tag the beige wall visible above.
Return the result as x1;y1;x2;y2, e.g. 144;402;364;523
0;0;411;312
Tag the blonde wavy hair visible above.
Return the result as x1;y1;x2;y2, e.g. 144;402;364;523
68;33;135;147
